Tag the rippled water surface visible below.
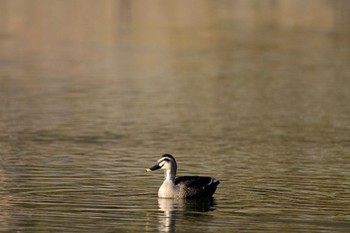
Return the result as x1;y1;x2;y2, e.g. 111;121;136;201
1;1;350;232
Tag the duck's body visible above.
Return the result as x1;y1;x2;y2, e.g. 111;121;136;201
147;154;220;199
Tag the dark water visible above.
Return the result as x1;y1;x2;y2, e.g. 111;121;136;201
1;0;350;232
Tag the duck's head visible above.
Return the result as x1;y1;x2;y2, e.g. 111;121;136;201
146;154;177;172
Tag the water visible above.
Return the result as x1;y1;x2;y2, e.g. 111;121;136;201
1;0;350;232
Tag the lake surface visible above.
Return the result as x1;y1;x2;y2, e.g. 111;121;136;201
1;1;350;232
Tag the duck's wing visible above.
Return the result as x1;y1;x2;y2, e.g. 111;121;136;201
175;176;214;187
175;176;220;198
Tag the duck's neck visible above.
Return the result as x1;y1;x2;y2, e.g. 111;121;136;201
164;168;176;183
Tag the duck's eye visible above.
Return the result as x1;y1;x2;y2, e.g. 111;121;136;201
158;158;170;167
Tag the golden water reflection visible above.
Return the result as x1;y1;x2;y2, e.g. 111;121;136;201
1;1;349;232
157;198;216;232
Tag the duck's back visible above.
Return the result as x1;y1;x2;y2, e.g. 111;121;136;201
175;176;220;198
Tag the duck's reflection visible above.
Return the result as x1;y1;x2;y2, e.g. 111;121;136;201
157;197;216;232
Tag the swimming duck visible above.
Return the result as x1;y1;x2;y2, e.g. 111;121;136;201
146;154;220;199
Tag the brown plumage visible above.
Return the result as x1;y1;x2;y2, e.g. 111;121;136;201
147;154;220;199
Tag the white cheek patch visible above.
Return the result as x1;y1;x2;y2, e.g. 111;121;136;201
159;161;166;167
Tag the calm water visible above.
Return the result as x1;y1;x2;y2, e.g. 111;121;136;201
1;1;350;232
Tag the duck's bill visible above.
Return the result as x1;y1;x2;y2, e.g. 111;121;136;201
146;164;161;172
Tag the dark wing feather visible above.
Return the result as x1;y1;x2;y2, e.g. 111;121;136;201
175;176;220;198
175;176;213;187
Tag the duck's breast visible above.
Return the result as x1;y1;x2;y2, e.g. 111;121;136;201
158;180;178;198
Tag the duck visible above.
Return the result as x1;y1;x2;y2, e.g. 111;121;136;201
146;154;220;199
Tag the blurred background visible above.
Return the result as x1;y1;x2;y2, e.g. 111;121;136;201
0;0;349;232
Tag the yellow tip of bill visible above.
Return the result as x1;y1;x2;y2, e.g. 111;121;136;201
146;168;152;172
